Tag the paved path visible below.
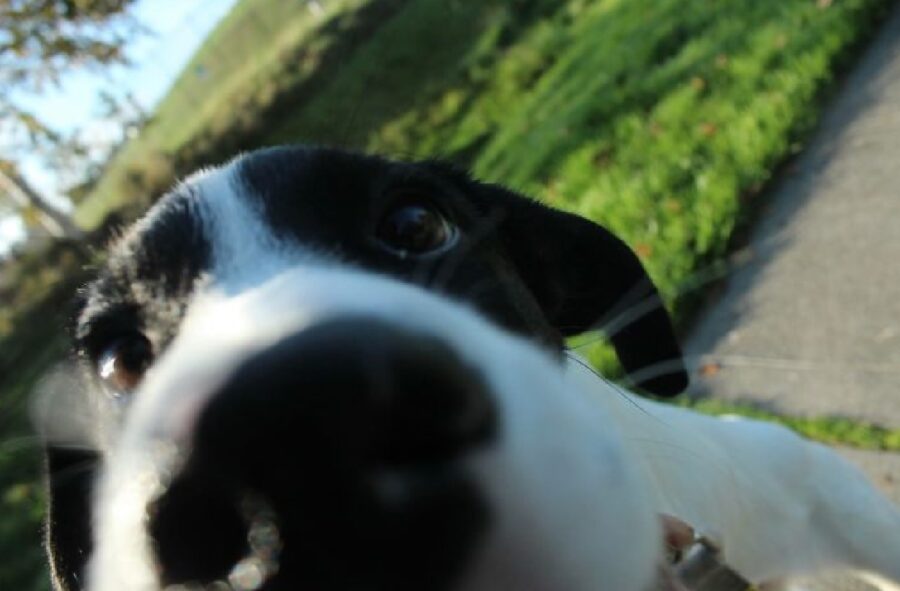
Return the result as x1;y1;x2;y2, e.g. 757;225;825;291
683;7;900;590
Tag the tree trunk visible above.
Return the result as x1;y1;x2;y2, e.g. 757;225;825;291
0;167;83;240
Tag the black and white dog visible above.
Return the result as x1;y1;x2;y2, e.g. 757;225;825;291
38;146;900;591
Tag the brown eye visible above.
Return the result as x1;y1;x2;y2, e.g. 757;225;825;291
98;334;153;395
376;203;456;257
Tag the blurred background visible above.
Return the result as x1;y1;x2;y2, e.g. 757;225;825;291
2;0;898;588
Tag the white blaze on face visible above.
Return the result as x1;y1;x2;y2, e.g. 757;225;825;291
87;161;661;591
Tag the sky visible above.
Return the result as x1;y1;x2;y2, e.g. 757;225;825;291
1;0;240;253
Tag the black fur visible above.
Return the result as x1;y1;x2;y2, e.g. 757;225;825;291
45;448;98;591
74;185;211;362
239;146;687;392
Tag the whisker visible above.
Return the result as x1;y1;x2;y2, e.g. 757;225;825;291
564;351;654;419
578;344;900;392
596;284;665;342
572;243;765;352
46;456;99;487
691;353;900;377
567;355;752;521
621;358;696;392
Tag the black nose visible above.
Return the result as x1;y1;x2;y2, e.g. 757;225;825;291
149;317;495;589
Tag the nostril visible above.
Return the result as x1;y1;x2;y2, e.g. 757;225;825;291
149;470;248;586
377;338;497;467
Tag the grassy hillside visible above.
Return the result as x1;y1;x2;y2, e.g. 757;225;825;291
75;0;382;226
264;0;891;371
262;0;887;300
77;0;891;368
2;0;894;588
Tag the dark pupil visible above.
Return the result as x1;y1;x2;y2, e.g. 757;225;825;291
119;337;152;374
382;205;447;253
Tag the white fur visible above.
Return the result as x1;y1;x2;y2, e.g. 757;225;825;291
183;162;320;293
566;357;900;590
86;159;900;591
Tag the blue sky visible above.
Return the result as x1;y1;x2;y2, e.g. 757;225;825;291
1;0;239;252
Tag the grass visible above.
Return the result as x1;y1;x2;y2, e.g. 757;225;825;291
0;341;64;591
0;242;90;591
74;0;400;227
350;0;885;308
681;398;900;452
2;0;896;587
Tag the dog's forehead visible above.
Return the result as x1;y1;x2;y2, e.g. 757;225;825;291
75;182;210;347
232;146;489;257
238;145;429;211
113;146;477;275
76;148;488;345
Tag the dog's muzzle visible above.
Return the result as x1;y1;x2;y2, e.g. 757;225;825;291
147;317;496;590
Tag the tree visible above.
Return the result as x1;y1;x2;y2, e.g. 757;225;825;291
0;160;82;239
0;0;141;240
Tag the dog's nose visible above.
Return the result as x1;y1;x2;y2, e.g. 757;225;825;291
198;316;496;476
148;317;495;587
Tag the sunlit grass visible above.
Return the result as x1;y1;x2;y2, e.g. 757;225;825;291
75;0;370;227
679;397;900;452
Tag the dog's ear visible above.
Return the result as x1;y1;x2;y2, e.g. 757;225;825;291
44;446;97;591
490;191;688;396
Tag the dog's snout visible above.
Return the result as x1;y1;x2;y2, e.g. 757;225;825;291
148;317;495;588
197;317;496;479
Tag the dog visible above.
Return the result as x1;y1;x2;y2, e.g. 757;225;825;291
36;145;900;591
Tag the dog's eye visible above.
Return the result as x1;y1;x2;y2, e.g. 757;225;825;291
376;202;456;257
97;334;153;395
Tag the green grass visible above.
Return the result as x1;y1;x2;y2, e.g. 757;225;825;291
75;0;379;226
74;0;554;227
0;342;63;591
0;243;88;591
348;0;885;306
680;398;900;452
